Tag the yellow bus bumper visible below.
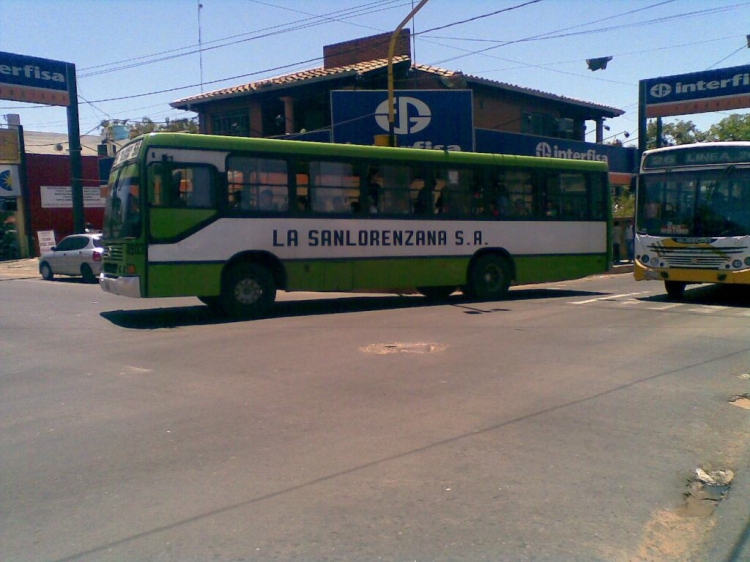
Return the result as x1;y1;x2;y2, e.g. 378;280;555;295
634;260;750;284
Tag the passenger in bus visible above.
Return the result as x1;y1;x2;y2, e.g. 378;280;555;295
513;199;529;216
230;191;242;210
367;187;379;213
367;169;381;213
414;178;436;215
496;185;511;217
258;189;275;211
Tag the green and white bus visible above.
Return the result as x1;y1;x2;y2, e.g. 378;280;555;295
100;133;611;317
635;142;750;299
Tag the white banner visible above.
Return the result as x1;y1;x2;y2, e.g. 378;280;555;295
37;230;56;253
0;164;21;197
40;185;106;209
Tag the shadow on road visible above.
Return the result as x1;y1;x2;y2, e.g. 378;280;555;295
640;284;750;308
100;287;604;330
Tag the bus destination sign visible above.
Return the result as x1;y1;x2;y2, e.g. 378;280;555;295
642;144;750;170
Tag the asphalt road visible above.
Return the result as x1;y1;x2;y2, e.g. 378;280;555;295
2;273;750;562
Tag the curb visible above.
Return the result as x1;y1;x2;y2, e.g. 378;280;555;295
0;258;40;280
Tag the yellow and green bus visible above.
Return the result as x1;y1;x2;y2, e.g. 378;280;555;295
100;133;611;317
635;142;750;299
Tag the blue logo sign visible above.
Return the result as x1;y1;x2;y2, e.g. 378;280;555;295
0;51;68;91
643;64;750;105
0;169;12;193
475;129;636;174
331;90;474;151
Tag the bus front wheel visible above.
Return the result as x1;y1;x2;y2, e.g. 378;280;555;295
466;254;510;300
664;280;686;301
221;263;276;318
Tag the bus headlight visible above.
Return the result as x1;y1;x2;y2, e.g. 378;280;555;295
732;259;743;269
745;257;750;266
642;254;650;264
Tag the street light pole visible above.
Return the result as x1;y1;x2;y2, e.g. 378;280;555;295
387;0;430;147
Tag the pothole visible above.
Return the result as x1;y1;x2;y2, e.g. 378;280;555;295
360;342;448;354
678;467;734;518
729;394;750;409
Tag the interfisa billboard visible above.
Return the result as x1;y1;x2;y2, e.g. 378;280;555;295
331;90;474;151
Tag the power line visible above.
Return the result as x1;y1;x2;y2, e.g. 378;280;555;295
78;0;409;78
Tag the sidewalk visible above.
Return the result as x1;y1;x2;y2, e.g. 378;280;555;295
0;258;40;280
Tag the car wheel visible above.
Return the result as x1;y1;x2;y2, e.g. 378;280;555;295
466;254;510;300
40;262;54;281
80;263;97;283
220;263;276;318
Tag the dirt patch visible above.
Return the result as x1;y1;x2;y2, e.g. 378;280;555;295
632;509;715;561
360;342;448;354
630;467;733;561
729;394;750;410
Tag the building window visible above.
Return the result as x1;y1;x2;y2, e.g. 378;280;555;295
522;111;555;137
212;110;250;137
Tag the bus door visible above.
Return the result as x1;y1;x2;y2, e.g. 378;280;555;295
146;156;222;296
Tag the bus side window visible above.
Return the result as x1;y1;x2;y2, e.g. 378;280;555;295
309;161;359;214
438;169;472;217
490;169;534;219
227;156;289;212
589;173;607;220
150;165;216;209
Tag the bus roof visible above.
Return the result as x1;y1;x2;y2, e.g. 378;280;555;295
124;132;609;173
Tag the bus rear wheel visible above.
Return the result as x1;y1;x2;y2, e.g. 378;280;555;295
416;286;456;301
664;280;686;301
221;263;276;318
466;254;510;300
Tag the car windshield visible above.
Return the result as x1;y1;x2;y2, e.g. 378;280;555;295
637;168;750;237
103;163;141;238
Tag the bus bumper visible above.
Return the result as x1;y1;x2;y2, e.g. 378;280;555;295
99;274;142;298
634;260;750;284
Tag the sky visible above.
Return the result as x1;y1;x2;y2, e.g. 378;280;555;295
1;0;749;148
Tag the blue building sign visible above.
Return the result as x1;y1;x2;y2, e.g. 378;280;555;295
331;90;474;151
0;51;72;106
475;129;636;178
641;64;750;118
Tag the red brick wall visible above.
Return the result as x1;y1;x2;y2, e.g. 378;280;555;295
324;30;411;69
25;153;104;252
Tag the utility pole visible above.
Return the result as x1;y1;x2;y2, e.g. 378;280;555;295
387;0;430;147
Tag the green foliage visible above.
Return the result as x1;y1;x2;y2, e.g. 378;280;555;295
646;119;708;148
706;114;750;141
646;114;750;148
99;117;198;139
613;190;634;218
0;220;19;261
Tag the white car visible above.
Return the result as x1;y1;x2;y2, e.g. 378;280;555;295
39;233;103;283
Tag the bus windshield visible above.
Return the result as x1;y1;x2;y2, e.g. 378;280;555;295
637;168;750;237
103;163;141;238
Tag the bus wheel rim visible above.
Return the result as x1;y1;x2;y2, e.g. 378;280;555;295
235;278;262;304
483;266;500;289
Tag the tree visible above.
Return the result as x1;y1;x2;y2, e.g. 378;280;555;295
706;114;750;141
646;119;708;148
99;117;198;139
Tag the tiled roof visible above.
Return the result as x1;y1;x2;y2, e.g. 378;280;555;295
455;69;624;116
171;57;623;117
171;56;411;108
